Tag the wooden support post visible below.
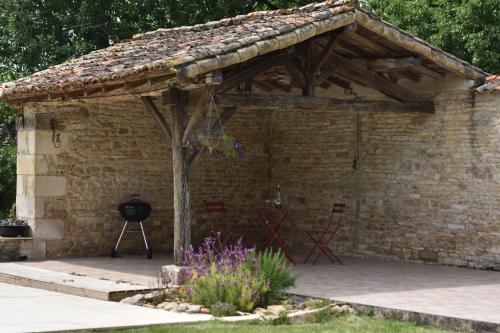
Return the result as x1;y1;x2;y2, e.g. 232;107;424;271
302;42;315;96
165;88;192;264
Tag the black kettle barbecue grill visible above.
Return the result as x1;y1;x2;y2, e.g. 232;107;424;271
111;198;153;259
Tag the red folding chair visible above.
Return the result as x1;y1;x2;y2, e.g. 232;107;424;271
204;201;234;244
303;203;345;265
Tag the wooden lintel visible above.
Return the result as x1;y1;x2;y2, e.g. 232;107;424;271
141;95;173;143
217;94;434;113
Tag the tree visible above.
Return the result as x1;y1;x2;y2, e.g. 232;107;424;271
365;0;500;74
0;0;498;217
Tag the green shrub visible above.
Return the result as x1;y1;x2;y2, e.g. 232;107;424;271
247;249;296;305
187;263;267;313
0;143;16;218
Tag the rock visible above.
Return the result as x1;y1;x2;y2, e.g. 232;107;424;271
200;307;211;314
119;294;145;305
176;303;189;312
254;307;273;316
163;302;181;311
142;290;165;304
266;305;287;314
303;299;317;309
290;295;309;305
332;304;354;314
161;265;192;287
186;304;202;313
143;304;156;308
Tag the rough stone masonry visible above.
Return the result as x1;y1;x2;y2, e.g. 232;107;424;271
8;75;500;270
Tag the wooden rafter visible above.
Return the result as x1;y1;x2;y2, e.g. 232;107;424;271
216;50;295;93
329;53;429;102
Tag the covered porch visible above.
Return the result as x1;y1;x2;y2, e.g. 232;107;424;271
4;0;497;269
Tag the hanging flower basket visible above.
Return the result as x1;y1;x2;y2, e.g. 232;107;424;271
190;94;243;158
199;135;223;153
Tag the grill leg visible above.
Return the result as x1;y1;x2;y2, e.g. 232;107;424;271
139;222;149;251
115;221;128;251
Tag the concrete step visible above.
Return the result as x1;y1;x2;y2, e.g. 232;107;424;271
0;263;156;301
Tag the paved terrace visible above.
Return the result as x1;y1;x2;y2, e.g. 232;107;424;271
2;255;500;330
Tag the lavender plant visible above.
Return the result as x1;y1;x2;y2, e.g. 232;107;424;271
181;235;296;312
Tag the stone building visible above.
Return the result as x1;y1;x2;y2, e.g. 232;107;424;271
0;0;498;268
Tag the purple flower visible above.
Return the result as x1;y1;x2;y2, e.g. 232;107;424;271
233;140;241;149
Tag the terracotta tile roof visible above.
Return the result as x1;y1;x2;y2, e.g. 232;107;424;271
0;0;488;101
0;0;354;100
474;75;500;93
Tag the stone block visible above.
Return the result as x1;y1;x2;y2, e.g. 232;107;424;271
418;250;438;262
34;219;66;240
17;175;35;197
35;176;67;197
17;130;36;155
16;196;44;219
16;154;35;175
35;130;69;155
17;155;48;175
30;240;47;260
161;265;192;287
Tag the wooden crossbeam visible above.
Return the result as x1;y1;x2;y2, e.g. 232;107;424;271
351;56;421;72
217;94;434;113
141;96;172;143
182;88;211;147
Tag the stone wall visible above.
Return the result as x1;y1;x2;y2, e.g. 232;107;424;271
16;98;271;258
14;79;500;269
268;87;499;269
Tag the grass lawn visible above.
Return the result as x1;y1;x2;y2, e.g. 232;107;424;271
104;313;452;333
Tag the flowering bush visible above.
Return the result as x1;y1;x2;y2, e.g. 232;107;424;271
181;236;296;314
188;263;267;315
181;235;253;275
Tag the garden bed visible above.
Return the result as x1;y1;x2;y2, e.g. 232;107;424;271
119;289;354;323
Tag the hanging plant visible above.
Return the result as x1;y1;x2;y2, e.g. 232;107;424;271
190;94;243;158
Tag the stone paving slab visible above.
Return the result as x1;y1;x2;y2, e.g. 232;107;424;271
0;282;212;333
290;256;500;329
0;262;154;301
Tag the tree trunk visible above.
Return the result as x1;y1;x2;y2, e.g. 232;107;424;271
168;88;191;264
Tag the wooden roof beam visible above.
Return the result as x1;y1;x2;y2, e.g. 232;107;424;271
217;94;434;113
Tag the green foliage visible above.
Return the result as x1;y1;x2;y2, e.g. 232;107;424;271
247;249;296;305
188;263;267;313
0;142;16;218
210;302;237;317
365;0;500;73
310;298;332;309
